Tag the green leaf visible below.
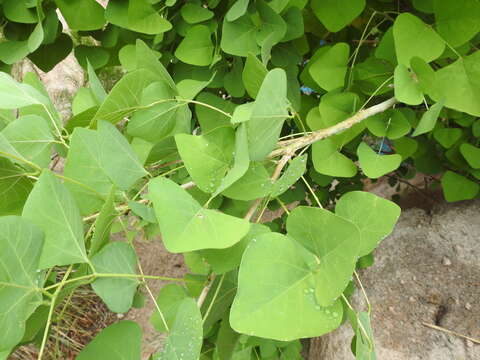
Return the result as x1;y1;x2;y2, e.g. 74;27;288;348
433;128;462;148
149;177;250;253
135;40;177;94
89;186;117;256
127;82;189;143
366;109;411;140
74;45;110;70
282;7;304;42
72;88;97;115
247;69;289;161
77;321;142;360
357;142;402;179
28;33;73;72
312;139;358;177
0;73;44;109
91;242;139;313
181;3;214;24
433;0;480;47
0;40;30;65
22;170;88;269
222;162;272;200
55;0;105;30
91;69;160;125
256;0;287;47
200;223;270;274
3;0;37;23
0;216;43;353
412;101;444;136
150;284;189;333
221;14;260;56
335;191;401;256
393;13;445;67
27;22;44;53
87;62;107;103
195;93;235;132
230;233;344;341
311;0;365;32
105;0;172;34
441;171;479;202
393;137;418;160
157;298;203;360
224;57;246;98
175;25;214;66
64;121;147;214
308;43;350;91
287;206;360;305
460;143;480;169
176;128;235;193
353;312;376;359
1;115;54;168
0;158;33;216
213;123;250;197
242;53;268;99
271;154;307;197
394;64;423;105
427;51;480;116
226;0;249;21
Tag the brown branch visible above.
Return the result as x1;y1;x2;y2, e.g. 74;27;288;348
269;97;397;158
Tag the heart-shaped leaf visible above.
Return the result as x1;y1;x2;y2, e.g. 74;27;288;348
230;233;344;341
357;142;402;179
149;177;250;252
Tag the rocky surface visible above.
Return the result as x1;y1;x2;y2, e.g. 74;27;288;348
309;200;480;359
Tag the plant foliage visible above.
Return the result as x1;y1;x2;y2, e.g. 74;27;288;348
0;0;479;359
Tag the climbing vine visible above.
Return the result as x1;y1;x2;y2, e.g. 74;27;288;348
0;0;480;359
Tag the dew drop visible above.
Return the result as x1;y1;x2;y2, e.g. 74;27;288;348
332;312;339;317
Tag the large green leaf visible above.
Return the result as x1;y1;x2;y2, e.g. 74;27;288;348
105;0;172;34
156;298;203;360
427;51;480;116
1;115;53;168
55;0;105;30
441;171;479;202
393;13;445;66
226;0;250;21
308;43;350;91
0;73;45;109
271;154;307;197
22;170;88;269
247;69;289;160
335;191;401;256
149;177;250;253
0;158;33;216
77;321;142;360
311;0;365;32
230;233;344;341
433;0;480;47
91;69;160;125
312;139;357;177
91;242;139;313
28;33;73;72
0;216;43;353
64;121;147;214
195;92;235;132
176;128;235;193
221;14;260;56
175;25;214;66
357;142;402;179
287;206;360;305
126;81;189;143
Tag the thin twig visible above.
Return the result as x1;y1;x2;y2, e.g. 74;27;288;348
197;273;216;308
422;322;480;344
